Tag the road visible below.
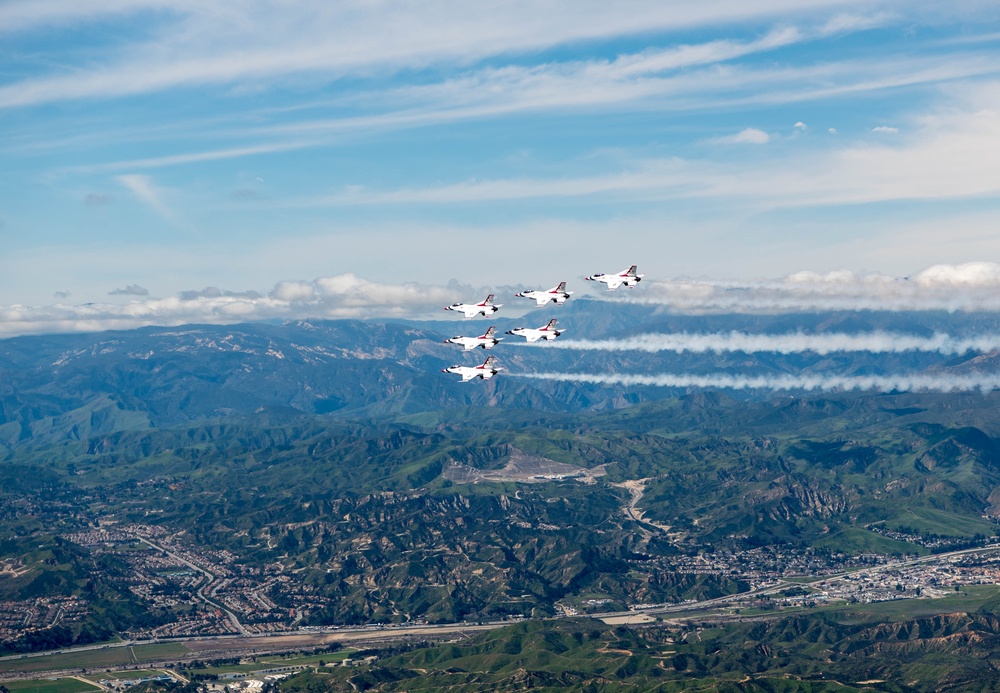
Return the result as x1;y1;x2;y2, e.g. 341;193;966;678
0;621;515;672
137;537;250;636
589;543;1000;621
5;544;1000;672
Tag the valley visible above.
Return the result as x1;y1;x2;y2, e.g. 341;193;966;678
5;310;1000;689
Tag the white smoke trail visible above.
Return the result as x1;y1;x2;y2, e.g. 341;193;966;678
513;371;1000;393
522;331;1000;355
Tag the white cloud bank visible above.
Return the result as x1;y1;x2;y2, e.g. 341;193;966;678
0;274;470;338
4;263;1000;338
622;263;1000;313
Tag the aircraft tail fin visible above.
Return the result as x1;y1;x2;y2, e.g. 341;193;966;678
555;281;567;293
483;326;496;338
626;265;638;276
545;318;558;329
483;294;495;305
482;355;497;368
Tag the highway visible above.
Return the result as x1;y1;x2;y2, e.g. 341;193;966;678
0;621;514;669
588;543;1000;621
5;544;1000;671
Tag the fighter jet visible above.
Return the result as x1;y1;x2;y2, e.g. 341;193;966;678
515;281;573;307
441;355;501;382
444;294;501;318
506;318;564;343
584;265;644;290
444;326;502;351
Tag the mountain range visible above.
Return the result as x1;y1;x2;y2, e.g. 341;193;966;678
4;300;1000;451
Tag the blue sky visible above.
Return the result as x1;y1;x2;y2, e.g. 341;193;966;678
3;1;1000;334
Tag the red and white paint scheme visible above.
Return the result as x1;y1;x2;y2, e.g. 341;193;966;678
444;326;502;351
515;281;573;307
441;355;501;382
506;318;565;343
584;265;644;290
444;294;502;318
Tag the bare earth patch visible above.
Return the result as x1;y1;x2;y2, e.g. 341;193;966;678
443;448;605;485
600;613;656;625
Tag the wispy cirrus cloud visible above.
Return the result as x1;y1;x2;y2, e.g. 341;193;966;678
34;20;997;176
44;24;867;173
0;1;882;109
319;161;691;205
297;80;1000;210
255;41;992;143
116;174;173;219
0;0;191;33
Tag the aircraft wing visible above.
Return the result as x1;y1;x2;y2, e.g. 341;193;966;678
605;277;623;290
462;307;481;318
461;371;477;382
525;333;541;343
534;296;551;306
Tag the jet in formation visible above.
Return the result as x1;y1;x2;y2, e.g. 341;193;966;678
444;326;502;351
441;355;501;382
515;281;573;307
585;265;644;290
444;294;501;318
441;266;641;382
505;318;564;343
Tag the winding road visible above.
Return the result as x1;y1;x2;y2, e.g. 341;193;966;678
137;537;249;636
